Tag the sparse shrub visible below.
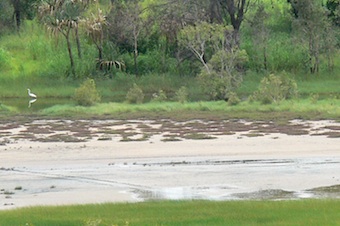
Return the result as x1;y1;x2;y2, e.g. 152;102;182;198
74;78;101;106
227;91;241;106
126;83;144;104
0;48;11;70
151;89;167;102
175;86;189;103
252;73;298;104
310;93;319;104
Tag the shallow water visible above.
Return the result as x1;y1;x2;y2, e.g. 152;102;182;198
1;97;74;112
0;119;339;209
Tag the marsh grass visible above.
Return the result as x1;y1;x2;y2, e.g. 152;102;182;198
39;99;340;120
0;200;339;226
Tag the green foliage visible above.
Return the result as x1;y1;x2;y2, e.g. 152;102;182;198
198;49;248;100
252;73;298;104
74;78;101;106
175;86;189;103
227;91;241;106
151;89;167;102
126;83;144;104
138;49;178;75
0;48;11;71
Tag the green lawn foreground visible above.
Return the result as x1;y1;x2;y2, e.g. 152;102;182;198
0;200;339;226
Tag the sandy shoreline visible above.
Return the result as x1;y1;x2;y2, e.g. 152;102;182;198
1;119;339;209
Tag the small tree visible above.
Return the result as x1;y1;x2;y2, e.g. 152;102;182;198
178;22;248;100
198;49;248;100
291;0;335;73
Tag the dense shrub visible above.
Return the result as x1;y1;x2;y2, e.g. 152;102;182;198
74;78;101;106
252;73;298;104
126;83;144;104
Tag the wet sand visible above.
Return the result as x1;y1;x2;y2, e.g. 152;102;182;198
0;119;339;209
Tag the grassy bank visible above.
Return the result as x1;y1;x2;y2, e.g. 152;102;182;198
0;200;339;226
1;98;340;122
26;98;340;121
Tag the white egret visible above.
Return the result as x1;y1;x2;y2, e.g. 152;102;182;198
27;89;37;99
28;98;37;108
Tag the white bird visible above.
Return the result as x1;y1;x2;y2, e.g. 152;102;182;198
28;98;37;108
27;89;37;99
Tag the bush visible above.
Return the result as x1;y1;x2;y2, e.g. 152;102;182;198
151;89;167;102
252;73;298;104
126;83;144;104
74;78;101;106
175;86;189;103
198;49;247;100
227;91;241;106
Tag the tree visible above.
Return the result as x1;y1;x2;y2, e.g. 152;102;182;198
145;0;210;75
291;0;335;73
178;22;248;100
0;0;38;32
107;0;151;76
178;22;220;74
249;4;270;71
0;0;13;33
83;9;107;60
218;0;251;46
38;0;90;75
325;0;340;30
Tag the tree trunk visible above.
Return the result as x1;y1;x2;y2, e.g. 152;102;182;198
223;0;247;46
133;32;139;76
263;46;267;70
75;25;82;59
12;0;21;32
65;28;75;75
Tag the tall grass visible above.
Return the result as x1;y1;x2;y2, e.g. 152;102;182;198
0;200;339;226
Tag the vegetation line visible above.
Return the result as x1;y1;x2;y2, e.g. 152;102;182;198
0;200;339;226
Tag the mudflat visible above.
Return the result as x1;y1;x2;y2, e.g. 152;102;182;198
0;119;339;209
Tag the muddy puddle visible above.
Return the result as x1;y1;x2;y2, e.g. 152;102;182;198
134;184;340;201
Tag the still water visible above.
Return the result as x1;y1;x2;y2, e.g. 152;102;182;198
1;97;74;112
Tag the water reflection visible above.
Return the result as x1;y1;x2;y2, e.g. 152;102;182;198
1;97;74;112
28;98;37;108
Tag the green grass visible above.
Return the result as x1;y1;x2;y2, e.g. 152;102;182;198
37;98;340;121
0;200;339;226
